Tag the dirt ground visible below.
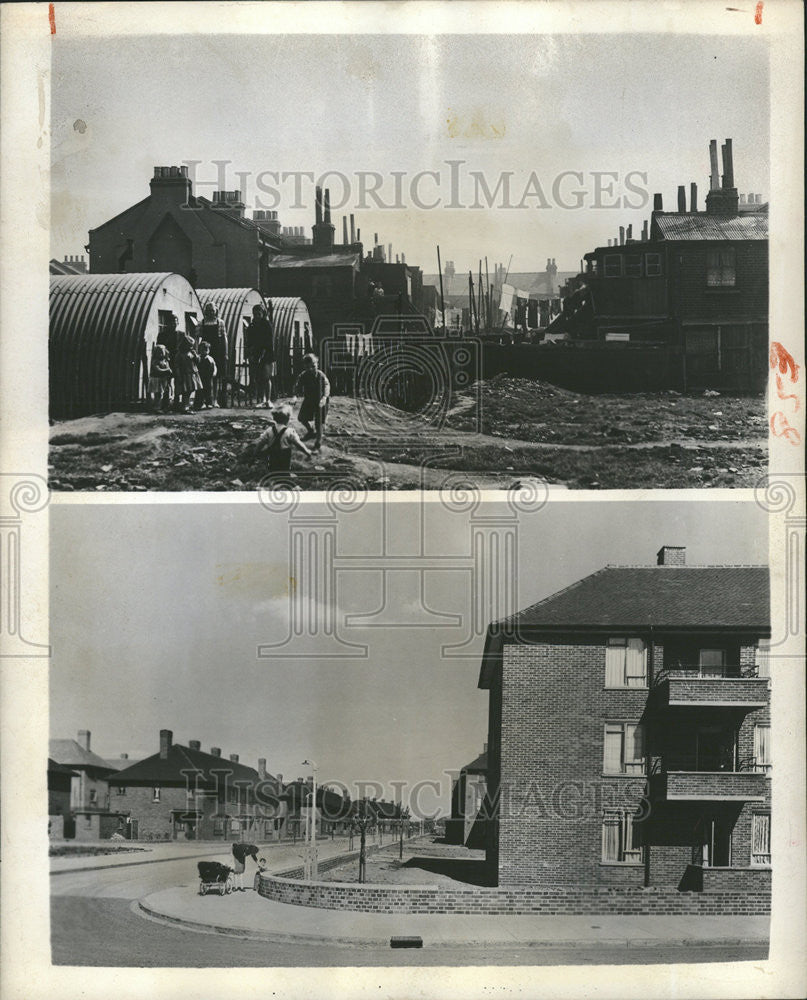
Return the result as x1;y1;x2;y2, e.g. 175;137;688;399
320;838;490;887
49;377;767;491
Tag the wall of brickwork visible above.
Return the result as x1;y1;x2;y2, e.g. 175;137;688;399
258;873;770;915
701;865;771;893
497;637;649;887
109;785;189;840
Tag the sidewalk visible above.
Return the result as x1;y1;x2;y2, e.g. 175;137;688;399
139;884;770;950
50;836;353;874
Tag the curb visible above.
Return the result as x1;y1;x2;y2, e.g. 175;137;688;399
135;900;769;952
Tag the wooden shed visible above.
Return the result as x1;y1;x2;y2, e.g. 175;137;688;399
49;272;201;418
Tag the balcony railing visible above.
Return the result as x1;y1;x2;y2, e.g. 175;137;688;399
652;665;769;709
649;755;768;801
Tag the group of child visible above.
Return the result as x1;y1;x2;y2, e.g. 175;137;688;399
148;302;229;413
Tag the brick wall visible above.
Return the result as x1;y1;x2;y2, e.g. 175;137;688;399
497;637;649;887
258;873;770;916
109;785;189;840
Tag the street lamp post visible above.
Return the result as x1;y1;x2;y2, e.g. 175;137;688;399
302;759;318;880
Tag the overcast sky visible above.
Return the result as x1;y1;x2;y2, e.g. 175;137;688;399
50;497;767;814
51;32;769;276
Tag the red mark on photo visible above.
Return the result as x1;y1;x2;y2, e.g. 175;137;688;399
769;342;799;383
754;2;763;24
770;411;801;445
49;3;56;34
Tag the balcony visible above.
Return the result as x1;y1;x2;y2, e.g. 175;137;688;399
650;754;768;802
653;665;769;709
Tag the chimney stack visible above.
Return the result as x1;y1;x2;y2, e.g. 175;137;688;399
78;730;91;751
315;186;323;225
677;185;686;213
626;224;633;242
229;753;239;763
641;220;648;241
258;758;267;780
619;226;625;245
210;747;221;757
653;193;663;212
721;138;735;189
324;189;332;225
342;216;348;244
690;182;698;213
312;187;335;250
350;214;356;243
656;545;686;566
709;139;720;191
188;740;201;752
483;741;488;753
159;729;172;759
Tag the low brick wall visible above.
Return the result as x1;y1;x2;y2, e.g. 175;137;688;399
258;873;770;916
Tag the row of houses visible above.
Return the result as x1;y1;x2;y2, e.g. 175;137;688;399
48;728;406;843
449;544;771;897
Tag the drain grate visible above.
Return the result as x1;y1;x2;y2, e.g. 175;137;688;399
390;936;423;949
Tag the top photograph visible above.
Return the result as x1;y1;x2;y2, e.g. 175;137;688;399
48;31;771;493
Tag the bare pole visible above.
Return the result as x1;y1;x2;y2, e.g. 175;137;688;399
436;245;447;335
485;256;491;329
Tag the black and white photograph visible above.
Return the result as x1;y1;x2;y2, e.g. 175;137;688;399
0;3;805;1000
45;20;776;492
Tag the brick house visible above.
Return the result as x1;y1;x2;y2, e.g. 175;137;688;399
479;545;771;897
108;730;285;842
48;729;129;840
446;746;488;848
47;759;78;840
551;139;767;390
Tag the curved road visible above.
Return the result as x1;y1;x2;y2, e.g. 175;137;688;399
51;845;767;968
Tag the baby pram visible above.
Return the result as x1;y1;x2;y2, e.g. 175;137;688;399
197;860;234;896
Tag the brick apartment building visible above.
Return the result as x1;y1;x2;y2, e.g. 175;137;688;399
109;730;285;841
446;746;488;848
478;546;771;897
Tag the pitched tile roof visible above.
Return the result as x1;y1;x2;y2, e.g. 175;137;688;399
111;744;268;788
653;212;768;241
267;252;360;269
497;566;770;631
48;739;116;772
462;751;488;774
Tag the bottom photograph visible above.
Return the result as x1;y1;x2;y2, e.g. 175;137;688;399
48;496;771;968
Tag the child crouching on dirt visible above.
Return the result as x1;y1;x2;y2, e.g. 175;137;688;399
245;404;313;474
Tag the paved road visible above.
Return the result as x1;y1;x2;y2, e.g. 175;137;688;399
52;896;765;968
51;845;768;968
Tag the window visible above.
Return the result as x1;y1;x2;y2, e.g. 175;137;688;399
603;723;645;774
152;787;161;803
754;725;771;774
751;813;771;866
605;638;647;687
706;248;736;287
645;253;662;276
89;789;97;805
755;641;770;678
698;648;726;677
604;255;622;278
601;809;643;864
117;787;126;796
624;255;642;277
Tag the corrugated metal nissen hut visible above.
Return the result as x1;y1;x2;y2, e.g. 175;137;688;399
49;272;201;418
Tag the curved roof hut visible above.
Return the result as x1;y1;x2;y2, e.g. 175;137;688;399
195;287;264;392
266;297;314;392
49;272;201;418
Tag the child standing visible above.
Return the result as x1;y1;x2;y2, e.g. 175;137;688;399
197;341;217;410
148;344;173;412
292;353;330;450
173;333;203;413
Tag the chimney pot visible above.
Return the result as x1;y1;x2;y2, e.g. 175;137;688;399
677;185;686;213
120;753;128;760
653;193;663;212
211;747;221;757
276;773;283;783
188;740;201;752
619;226;625;245
229;753;239;763
159;729;172;759
709;139;720;191
78;730;91;751
690;182;698;213
656;545;686;567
